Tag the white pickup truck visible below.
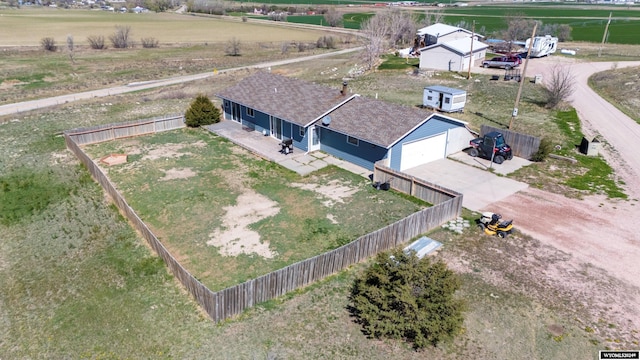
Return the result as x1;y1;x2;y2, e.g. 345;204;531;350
482;56;521;70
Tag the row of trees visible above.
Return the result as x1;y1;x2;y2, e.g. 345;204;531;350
41;26;159;52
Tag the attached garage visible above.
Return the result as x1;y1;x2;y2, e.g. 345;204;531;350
400;132;447;171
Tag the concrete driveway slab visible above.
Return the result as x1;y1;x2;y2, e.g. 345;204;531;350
404;156;529;211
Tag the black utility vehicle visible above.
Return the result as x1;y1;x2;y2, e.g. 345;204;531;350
468;131;513;164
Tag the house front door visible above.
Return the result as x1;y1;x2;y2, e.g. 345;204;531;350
231;103;241;122
270;116;283;140
309;126;321;151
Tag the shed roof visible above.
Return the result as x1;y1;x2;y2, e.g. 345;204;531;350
417;23;467;37
416;23;484;39
317;95;435;148
424;85;466;95
215;71;352;127
420;37;488;56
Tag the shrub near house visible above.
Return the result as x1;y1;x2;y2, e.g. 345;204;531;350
185;95;220;127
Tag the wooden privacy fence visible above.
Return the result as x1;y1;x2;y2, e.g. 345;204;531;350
373;161;463;206
480;124;541;160
64;117;463;323
66;114;185;145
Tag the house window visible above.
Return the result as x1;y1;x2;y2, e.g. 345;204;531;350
444;97;451;104
427;96;433;101
299;126;305;137
347;136;359;146
246;108;254;117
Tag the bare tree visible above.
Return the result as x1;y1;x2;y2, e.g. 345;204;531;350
66;35;75;64
545;64;575;108
87;35;106;49
109;25;132;49
360;14;389;71
280;42;289;54
501;13;537;52
323;8;343;27
225;37;241;56
41;37;57;52
419;10;443;28
316;36;336;49
387;9;417;47
141;37;159;48
540;23;573;42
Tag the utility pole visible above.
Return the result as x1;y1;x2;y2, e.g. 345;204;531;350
509;22;537;130
467;20;475;80
598;12;612;58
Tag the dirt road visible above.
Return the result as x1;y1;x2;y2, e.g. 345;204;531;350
485;57;640;332
525;57;640;198
0;47;362;117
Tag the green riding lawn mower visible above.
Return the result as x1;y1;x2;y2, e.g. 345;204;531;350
476;212;514;238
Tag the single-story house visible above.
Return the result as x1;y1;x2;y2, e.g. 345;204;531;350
419;37;489;71
416;23;483;47
216;71;473;171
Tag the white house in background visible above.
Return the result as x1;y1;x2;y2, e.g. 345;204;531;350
419;37;489;71
416;23;482;48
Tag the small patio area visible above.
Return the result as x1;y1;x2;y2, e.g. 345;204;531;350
205;120;371;178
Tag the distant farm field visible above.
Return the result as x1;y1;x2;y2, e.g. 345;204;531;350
442;14;640;44
276;4;640;44
0;8;322;47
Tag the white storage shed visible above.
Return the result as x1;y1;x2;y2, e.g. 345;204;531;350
423;85;466;113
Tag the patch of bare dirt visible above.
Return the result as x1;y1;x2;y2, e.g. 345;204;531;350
140;140;206;161
207;190;279;258
479;188;640;344
290;179;358;207
159;168;196;181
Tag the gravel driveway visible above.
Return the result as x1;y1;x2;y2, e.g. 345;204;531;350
483;56;640;333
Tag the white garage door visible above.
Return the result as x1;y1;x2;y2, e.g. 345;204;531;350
400;132;447;171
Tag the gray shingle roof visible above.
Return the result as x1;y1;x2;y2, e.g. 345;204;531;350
319;96;434;148
216;71;439;148
215;71;350;127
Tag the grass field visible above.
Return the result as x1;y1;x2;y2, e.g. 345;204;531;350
82;128;426;291
1;10;637;358
0;8;323;47
589;66;640;123
0;9;349;105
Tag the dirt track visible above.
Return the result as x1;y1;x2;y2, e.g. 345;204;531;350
484;57;640;333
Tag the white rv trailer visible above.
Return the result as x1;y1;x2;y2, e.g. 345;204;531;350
525;35;558;58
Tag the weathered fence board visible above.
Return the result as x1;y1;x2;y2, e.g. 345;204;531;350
480;124;541;160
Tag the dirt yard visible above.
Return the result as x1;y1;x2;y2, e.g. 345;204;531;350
476;56;640;342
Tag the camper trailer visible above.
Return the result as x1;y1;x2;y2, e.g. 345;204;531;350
525;35;558;58
423;85;466;113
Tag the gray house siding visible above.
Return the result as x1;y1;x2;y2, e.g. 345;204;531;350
222;100;310;150
294;125;308;152
389;116;463;170
246;108;270;134
319;127;388;170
